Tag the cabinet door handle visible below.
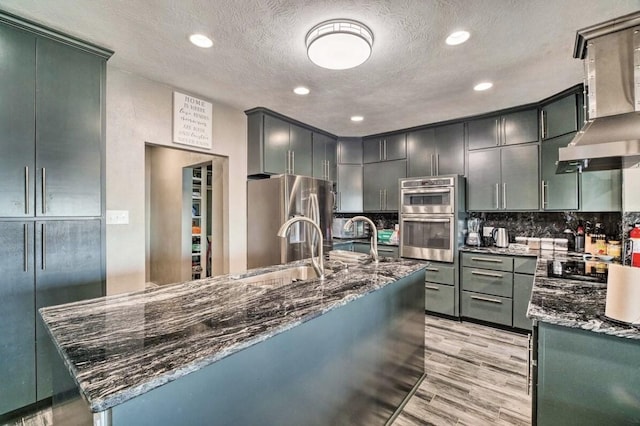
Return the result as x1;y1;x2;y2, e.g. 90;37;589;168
378;248;395;253
24;223;28;272
471;270;503;278
425;267;439;272
541;180;548;209
379;140;382;161
471;256;503;263
383;140;387;160
495;118;500;145
384;189;387;210
503;182;507;209
25;166;29;215
339;192;342;210
425;285;439;290
495;183;499;209
527;334;532;395
430;154;435;176
436;154;439;176
471;295;502;304
41;168;47;214
41;223;46;270
540;110;547;139
291;150;295;174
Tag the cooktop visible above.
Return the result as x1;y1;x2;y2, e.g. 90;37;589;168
546;259;611;283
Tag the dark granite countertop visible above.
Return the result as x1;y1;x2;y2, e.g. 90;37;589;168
39;258;426;412
461;245;639;340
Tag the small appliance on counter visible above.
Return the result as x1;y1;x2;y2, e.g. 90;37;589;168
332;217;370;239
466;218;481;246
492;228;509;248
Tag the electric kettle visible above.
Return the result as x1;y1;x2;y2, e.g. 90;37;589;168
492;228;509;248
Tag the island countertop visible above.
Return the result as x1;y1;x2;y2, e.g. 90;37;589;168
39;258;426;413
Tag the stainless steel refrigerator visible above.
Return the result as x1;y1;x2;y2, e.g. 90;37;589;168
247;175;334;269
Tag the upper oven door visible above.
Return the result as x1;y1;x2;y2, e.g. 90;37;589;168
401;187;454;214
400;215;454;262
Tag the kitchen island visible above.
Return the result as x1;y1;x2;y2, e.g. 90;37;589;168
527;254;640;425
40;258;427;425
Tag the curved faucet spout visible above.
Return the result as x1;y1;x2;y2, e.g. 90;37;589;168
277;217;325;279
344;216;378;263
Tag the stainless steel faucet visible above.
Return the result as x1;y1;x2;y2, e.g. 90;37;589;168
345;216;378;263
277;217;325;279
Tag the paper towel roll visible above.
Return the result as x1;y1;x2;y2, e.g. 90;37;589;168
605;264;640;324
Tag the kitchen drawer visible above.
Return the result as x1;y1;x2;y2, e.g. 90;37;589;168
462;253;514;272
462;267;513;298
424;262;455;286
461;291;513;327
377;245;399;258
425;283;455;316
514;257;537;275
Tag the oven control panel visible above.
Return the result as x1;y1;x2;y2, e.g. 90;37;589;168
401;177;454;188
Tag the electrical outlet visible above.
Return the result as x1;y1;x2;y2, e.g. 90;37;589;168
107;210;129;225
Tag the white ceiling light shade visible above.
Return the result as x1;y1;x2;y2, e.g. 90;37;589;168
189;34;213;48
293;86;310;95
446;30;470;45
351;116;364;122
474;82;493;91
305;19;374;70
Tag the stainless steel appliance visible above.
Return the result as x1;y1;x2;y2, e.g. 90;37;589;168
466;218;481;246
492;228;509;248
400;175;466;262
247;175;333;269
332;217;369;239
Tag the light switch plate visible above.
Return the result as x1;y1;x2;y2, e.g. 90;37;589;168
107;210;129;225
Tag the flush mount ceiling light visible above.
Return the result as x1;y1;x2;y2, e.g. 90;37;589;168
293;86;310;95
446;30;470;46
474;82;493;91
189;33;213;48
305;19;374;70
351;115;364;122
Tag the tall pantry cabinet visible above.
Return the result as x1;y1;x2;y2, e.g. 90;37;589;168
0;13;112;416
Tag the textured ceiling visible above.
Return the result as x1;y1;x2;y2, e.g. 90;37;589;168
2;0;640;136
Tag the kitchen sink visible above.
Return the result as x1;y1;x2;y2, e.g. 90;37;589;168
237;265;328;287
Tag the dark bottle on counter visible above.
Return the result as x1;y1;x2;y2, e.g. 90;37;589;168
575;224;585;253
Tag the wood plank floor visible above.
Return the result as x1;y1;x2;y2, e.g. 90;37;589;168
394;315;532;426
2;315;531;426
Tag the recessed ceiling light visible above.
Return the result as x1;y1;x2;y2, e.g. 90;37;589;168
189;34;213;48
351;116;364;122
446;30;470;46
306;19;374;70
474;82;493;91
293;87;310;95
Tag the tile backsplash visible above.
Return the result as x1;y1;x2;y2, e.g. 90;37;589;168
467;211;623;241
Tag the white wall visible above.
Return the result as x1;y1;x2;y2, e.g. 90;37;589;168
106;67;247;295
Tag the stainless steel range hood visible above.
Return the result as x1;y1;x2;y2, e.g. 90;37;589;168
557;11;640;173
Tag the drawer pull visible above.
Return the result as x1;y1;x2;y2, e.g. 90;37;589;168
378;248;395;253
425;267;439;272
471;257;503;263
425;285;439;290
471;295;502;304
471;270;503;278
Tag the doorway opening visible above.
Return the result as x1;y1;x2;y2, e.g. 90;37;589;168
145;144;227;286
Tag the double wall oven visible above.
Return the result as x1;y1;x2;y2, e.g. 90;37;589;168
399;175;465;262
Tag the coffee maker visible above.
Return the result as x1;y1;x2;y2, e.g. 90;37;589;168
466;218;481;246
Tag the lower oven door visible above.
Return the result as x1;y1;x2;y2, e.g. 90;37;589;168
400;215;454;262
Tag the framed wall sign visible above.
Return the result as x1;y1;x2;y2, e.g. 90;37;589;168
173;92;213;149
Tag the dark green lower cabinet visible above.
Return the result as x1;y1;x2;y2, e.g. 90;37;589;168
0;220;103;414
0;222;36;415
512;274;534;330
536;322;640;425
425;283;455;316
461;291;512;326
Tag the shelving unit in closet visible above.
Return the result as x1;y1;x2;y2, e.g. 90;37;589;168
191;167;206;279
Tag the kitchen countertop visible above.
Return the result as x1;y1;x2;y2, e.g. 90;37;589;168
461;245;639;340
39;257;426;412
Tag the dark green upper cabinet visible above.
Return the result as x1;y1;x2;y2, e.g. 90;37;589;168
36;38;103;217
407;123;464;177
468;144;539;211
363;133;406;163
541;93;579;140
337;137;362;164
0;25;36;218
247;111;314;177
541;133;579;210
467;117;499;150
312;132;337;181
468;109;538;151
288;123;312;177
363;160;406;211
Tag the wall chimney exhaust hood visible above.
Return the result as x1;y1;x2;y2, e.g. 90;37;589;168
557;11;640;173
